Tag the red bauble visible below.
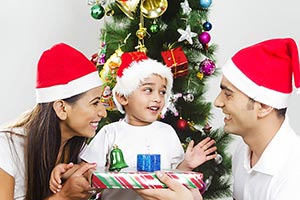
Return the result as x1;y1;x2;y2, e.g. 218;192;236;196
177;118;188;130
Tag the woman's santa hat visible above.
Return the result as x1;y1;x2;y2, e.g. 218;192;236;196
222;38;300;109
113;51;173;114
36;43;102;103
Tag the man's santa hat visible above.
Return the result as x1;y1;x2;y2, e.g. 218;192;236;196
222;38;300;109
113;51;173;114
36;43;102;103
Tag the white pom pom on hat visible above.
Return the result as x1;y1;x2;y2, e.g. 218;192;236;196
112;51;173;114
222;38;300;109
35;43;102;103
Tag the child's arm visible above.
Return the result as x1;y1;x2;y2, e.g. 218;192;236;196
49;162;78;193
177;137;217;171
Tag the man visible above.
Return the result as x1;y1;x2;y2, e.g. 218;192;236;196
138;38;300;200
214;38;300;199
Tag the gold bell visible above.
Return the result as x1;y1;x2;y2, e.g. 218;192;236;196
109;145;128;172
141;0;168;19
115;0;140;20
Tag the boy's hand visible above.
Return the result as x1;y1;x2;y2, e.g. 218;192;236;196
178;137;217;170
49;162;74;193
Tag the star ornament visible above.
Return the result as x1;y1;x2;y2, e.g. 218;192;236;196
177;25;197;44
180;0;192;15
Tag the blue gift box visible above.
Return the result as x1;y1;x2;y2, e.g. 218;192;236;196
137;154;161;172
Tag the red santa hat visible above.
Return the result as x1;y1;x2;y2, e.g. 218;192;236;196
222;38;300;109
113;51;173;114
36;43;102;103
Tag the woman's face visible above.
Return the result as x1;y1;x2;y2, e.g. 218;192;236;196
60;86;107;140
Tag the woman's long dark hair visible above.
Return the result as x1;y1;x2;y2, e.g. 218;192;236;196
25;94;87;200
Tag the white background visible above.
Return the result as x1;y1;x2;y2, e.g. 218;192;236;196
0;0;299;198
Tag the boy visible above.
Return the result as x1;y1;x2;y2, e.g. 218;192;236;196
50;51;216;199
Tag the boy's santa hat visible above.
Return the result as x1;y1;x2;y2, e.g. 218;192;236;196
113;51;173;114
222;38;300;109
36;43;102;103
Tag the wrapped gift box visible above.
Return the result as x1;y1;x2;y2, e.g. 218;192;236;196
161;47;188;78
91;170;205;190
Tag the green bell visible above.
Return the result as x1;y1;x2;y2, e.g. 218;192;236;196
109;145;128;172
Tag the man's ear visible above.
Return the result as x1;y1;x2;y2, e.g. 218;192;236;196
257;103;274;118
115;93;128;106
53;100;68;120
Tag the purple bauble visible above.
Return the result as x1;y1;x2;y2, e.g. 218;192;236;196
198;32;211;45
199;59;216;76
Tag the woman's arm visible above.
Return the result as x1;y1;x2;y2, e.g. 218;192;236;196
0;168;14;200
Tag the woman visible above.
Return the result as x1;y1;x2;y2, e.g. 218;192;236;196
0;43;107;200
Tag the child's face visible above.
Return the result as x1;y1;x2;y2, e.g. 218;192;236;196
124;74;167;126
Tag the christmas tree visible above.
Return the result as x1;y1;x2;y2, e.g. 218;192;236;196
88;0;232;199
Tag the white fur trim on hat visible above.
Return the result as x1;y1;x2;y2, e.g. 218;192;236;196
112;59;173;114
222;59;289;109
36;71;103;103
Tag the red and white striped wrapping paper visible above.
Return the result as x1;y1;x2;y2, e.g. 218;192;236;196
91;171;205;189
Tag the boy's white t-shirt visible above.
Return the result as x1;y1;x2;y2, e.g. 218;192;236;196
81;119;184;200
0;128;26;200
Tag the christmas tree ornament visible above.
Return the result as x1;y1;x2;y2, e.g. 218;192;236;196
97;42;107;65
91;53;99;66
135;7;148;52
199;0;212;9
197;72;204;80
150;21;160;33
198;31;211;45
101;85;116;110
183;93;194;102
161;47;188;78
141;0;168;19
177;117;188;130
187;121;196;131
105;8;115;16
95;31;107;66
202;122;212;134
182;137;192;151
109;145;128;172
203;21;212;31
177;25;197;45
214;153;223;165
87;0;96;5
91;4;105;20
136;23;147;40
115;0;140;20
162;93;182;117
199;58;216;76
99;48;123;110
180;0;192;15
204;176;213;191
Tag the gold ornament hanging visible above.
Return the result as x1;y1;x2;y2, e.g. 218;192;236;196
141;0;168;19
136;23;147;40
115;0;140;19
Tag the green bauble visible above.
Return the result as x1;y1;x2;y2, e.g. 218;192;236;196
150;23;159;33
91;4;105;20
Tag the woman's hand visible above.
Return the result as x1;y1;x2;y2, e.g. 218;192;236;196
136;171;202;200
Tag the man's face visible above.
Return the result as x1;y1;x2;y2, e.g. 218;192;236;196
214;76;258;137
